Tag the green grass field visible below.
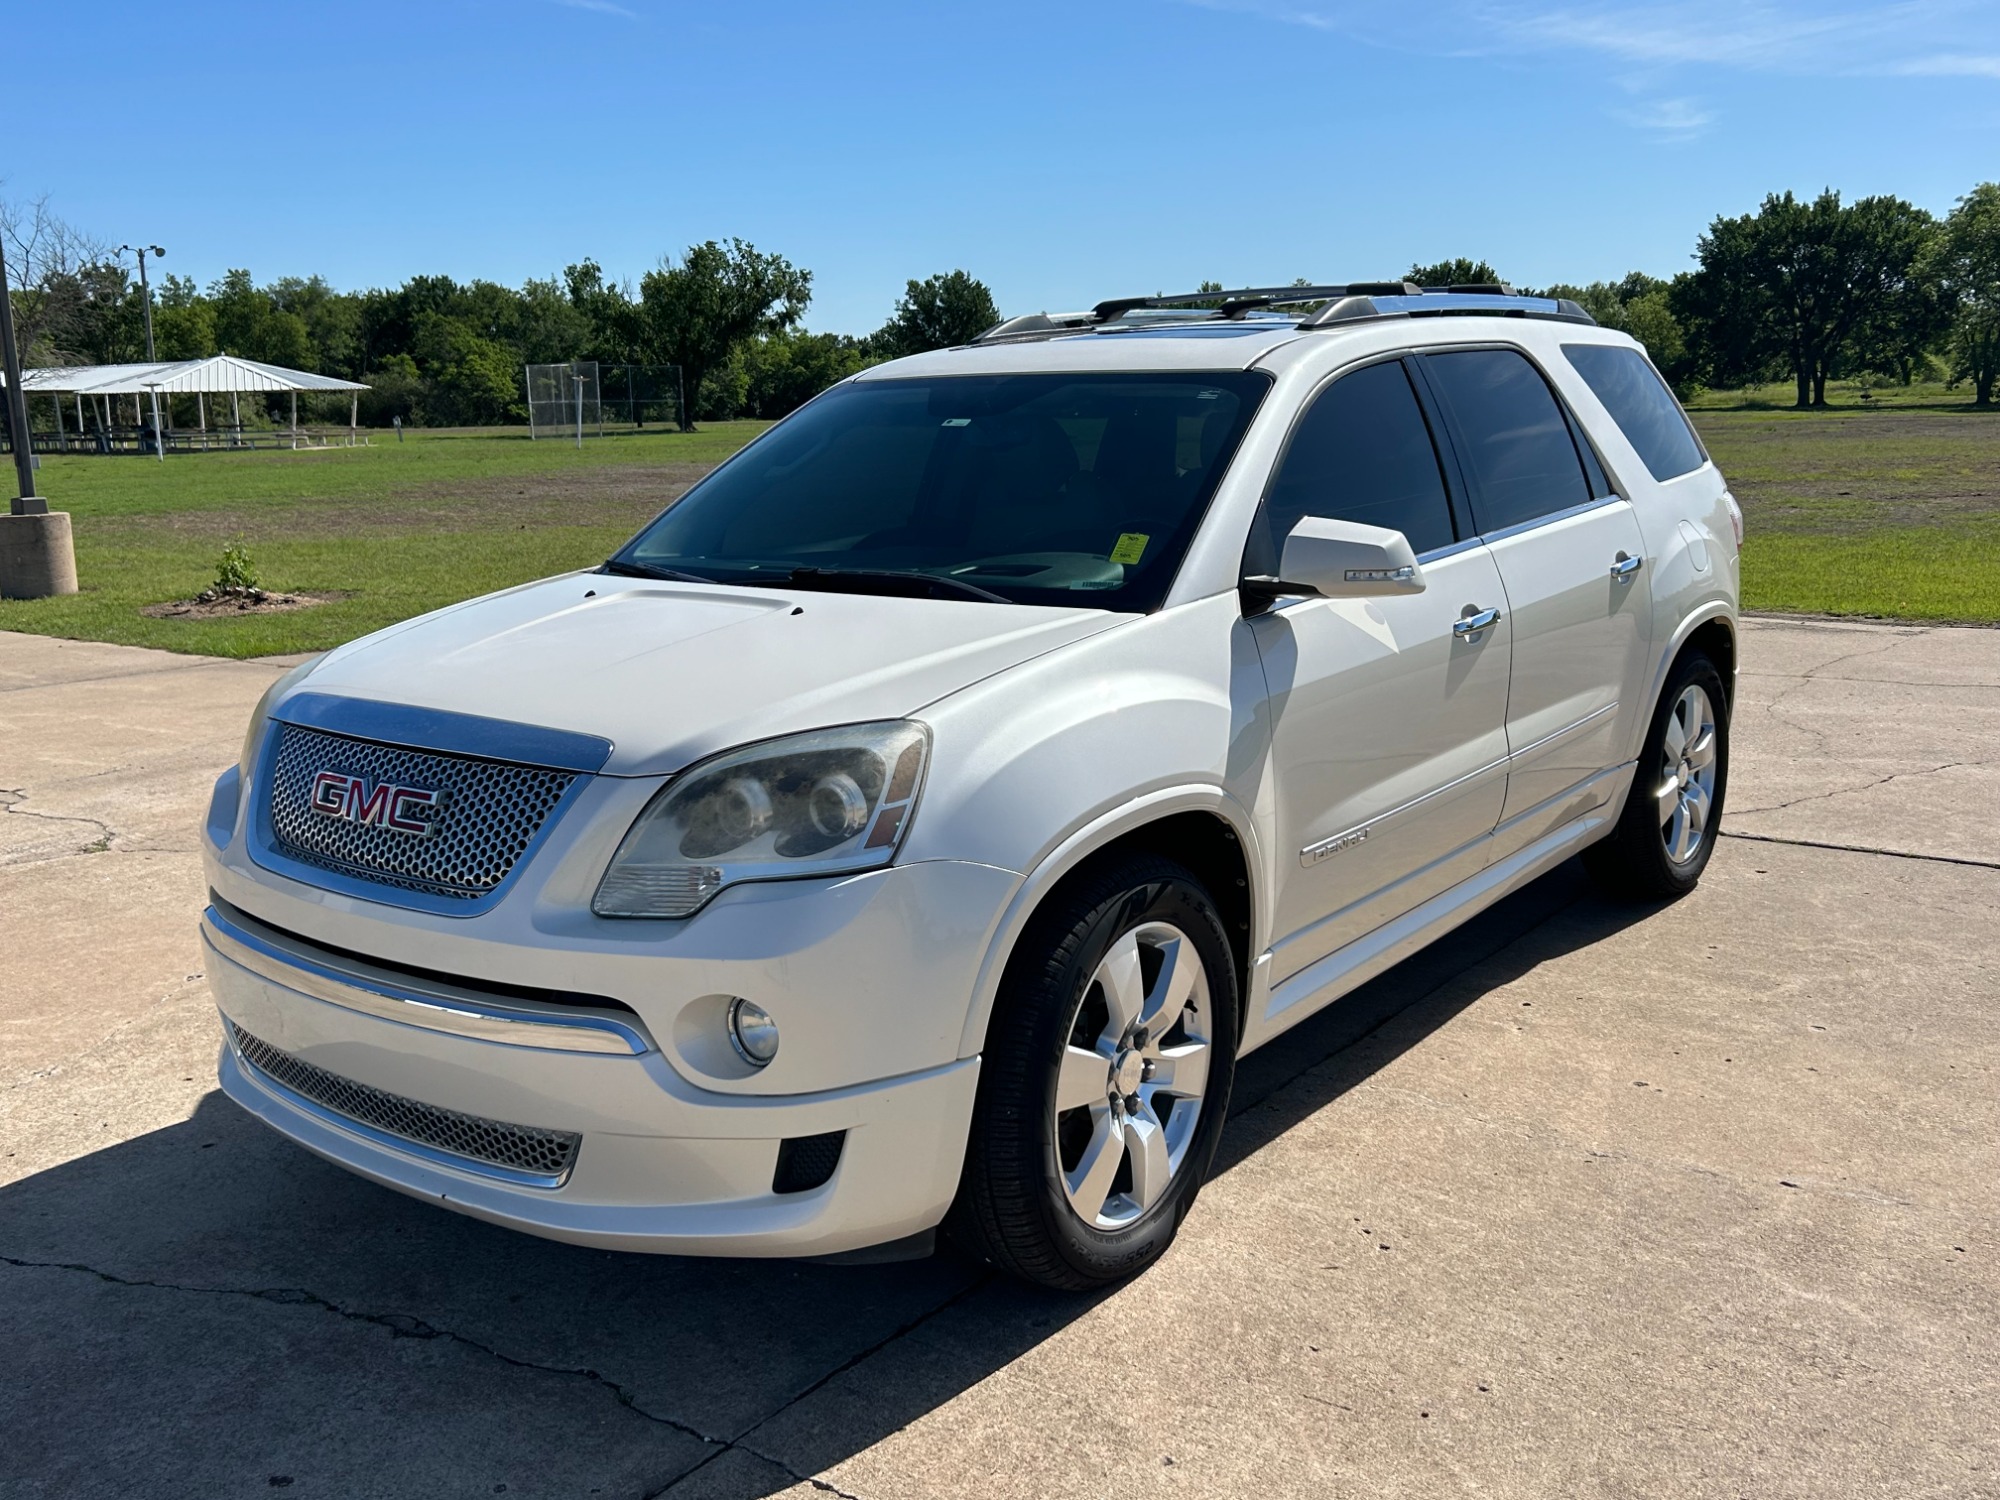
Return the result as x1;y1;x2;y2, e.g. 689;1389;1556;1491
1689;407;2000;623
0;405;1993;657
0;424;768;657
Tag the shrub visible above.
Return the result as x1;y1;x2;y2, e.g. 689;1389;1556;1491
214;538;259;594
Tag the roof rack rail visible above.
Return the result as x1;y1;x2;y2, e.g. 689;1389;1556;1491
1300;289;1596;330
970;283;1596;344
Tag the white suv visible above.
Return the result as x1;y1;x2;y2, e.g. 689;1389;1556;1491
201;284;1739;1289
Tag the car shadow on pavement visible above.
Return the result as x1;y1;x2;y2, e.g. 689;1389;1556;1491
2;860;1672;1499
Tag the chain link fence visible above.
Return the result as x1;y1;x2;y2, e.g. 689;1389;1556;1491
524;362;683;438
524;361;600;440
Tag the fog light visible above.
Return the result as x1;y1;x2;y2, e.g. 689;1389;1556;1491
726;998;780;1066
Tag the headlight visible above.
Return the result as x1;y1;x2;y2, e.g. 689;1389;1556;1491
593;721;929;918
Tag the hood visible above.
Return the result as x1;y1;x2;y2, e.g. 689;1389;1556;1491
294;573;1130;776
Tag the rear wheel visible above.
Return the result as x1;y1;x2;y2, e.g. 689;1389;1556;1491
1586;651;1729;899
948;853;1238;1290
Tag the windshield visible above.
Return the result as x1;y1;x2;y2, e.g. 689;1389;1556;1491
615;370;1272;611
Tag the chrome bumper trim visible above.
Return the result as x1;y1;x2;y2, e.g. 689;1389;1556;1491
201;905;650;1056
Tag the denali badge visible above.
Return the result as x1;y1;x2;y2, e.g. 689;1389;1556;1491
309;770;445;837
1301;826;1369;866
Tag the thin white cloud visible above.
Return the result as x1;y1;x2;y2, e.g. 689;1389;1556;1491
1614;95;1716;137
1892;53;2000;77
1178;0;2000;79
551;0;636;17
1485;1;1935;71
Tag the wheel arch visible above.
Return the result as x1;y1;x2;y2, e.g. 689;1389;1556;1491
1644;603;1737;732
955;788;1263;1059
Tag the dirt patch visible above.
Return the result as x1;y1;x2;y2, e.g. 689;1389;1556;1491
111;463;717;546
141;588;347;621
1691;410;2000;535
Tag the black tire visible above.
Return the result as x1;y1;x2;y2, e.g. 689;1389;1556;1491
1586;650;1730;899
947;853;1239;1291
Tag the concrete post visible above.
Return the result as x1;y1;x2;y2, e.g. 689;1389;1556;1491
0;511;80;598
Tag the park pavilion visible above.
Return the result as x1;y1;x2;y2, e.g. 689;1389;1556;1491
3;354;370;452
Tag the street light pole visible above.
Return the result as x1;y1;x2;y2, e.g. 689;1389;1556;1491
0;228;77;598
0;227;42;513
143;382;166;463
119;243;166;362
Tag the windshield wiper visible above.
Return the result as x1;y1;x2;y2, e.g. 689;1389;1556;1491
598;558;717;584
778;567;1013;605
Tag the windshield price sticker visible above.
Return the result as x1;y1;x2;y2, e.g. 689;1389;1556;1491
1109;533;1150;565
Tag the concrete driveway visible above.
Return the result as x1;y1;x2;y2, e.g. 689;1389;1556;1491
3;618;1995;1499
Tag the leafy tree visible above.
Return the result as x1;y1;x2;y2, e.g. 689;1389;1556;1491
639;240;811;430
873;270;999;358
739;329;874;418
269;275;362;377
515;275;594;367
356;353;424;426
1927;182;2000;406
153;274;217;359
1676;189;1937;407
1540;273;1694;392
1406;258;1505;287
411;312;520;426
564;259;640;362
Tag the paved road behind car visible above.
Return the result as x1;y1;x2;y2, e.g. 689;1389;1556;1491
2;619;1994;1499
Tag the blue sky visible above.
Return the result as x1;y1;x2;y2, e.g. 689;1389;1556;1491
10;0;1998;334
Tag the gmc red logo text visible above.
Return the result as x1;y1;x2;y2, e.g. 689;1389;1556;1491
309;771;444;836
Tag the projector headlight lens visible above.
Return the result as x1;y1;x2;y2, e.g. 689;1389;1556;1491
592;721;930;918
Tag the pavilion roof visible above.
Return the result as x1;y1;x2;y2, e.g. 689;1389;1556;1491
6;355;368;395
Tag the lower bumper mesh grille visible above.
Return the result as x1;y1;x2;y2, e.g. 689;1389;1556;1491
230;1023;581;1184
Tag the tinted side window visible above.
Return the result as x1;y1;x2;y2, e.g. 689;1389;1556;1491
1423;349;1590;533
1261;360;1457;562
1563;343;1706;482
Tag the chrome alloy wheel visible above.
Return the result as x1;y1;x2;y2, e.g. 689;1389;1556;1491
1052;920;1213;1230
1658;683;1719;865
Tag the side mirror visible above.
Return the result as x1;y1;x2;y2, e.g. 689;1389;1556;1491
1254;517;1426;603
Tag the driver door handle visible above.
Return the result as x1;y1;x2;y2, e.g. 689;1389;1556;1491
1611;552;1644;579
1453;606;1502;637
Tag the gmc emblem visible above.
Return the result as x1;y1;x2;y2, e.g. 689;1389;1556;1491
309;770;445;837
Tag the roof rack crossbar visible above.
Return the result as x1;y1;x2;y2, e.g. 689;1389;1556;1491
972;283;1599;344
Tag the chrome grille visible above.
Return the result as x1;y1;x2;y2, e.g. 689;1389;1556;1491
231;1023;581;1182
267;724;575;899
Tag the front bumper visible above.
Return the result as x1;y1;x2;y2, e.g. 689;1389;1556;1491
204;902;984;1258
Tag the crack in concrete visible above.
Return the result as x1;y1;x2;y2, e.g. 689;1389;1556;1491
1729;759;1985;817
0;1253;732;1456
0;1249;983;1500
1746;633;1921;759
652;1274;993;1499
0;787;121;853
1719;830;2000;871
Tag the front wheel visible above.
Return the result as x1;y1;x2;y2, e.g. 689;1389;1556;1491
948;853;1238;1291
1586;650;1730;899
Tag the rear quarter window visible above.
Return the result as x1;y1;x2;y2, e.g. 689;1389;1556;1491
1562;344;1707;482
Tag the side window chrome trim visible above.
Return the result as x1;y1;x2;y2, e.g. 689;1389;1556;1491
1416;537;1486;564
1476;494;1627;547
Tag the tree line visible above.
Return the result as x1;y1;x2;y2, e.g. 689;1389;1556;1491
1480;184;1997;409
0;201;1000;430
4;181;1997;433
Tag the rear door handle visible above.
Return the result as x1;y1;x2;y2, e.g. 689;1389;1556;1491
1611;552;1643;579
1453;606;1502;637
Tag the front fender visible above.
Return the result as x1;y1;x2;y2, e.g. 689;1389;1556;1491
951;783;1267;1060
